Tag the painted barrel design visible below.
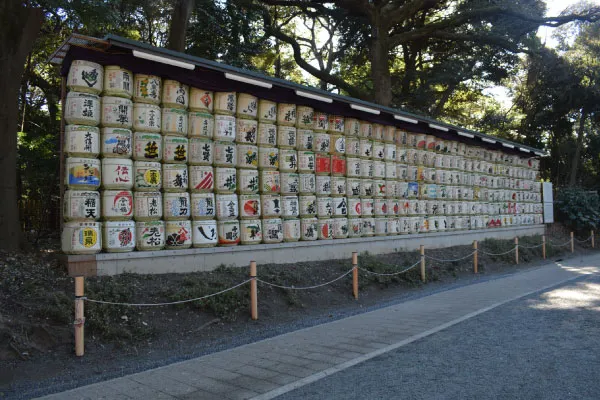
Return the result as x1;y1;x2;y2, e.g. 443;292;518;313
298;151;315;173
331;176;346;197
316;196;333;218
281;195;300;219
317;218;334;240
103;65;132;98
346;158;361;178
214;92;236;115
133;103;161;132
374;217;388;236
101;127;132;158
333;218;349;239
331;155;346;176
362;218;375;236
299;195;317;217
188;137;213;165
258;100;277;122
373;161;386;179
191;192;216;220
102;158;133;190
65;125;100;157
296;106;314;129
63;190;100;221
67;60;103;94
278;126;297;149
261;194;282;217
347;178;361;197
262;218;284;243
189;88;213;112
259;170;280;193
359;139;373;159
65;92;100;126
240;219;262;245
372;124;384;141
162;80;189;109
327;115;344;134
161;108;188;136
239;194;261;219
165;220;192;249
283;219;301;242
361;198;374;217
134;191;162;221
188;165;214;193
360;160;373;178
192;220;218;247
346;137;360;157
383;126;396;143
214;141;237;167
372;141;385;160
385;179;397;197
297;129;314;151
333;197;348;217
300;218;318;241
315;153;331;175
280;150;298;172
162;136;188;163
313;112;329;132
348;198;361;217
61;221;101;254
257;123;277;147
214;114;236;141
101;96;132;128
277;103;296;126
387;199;400;216
217;220;240;246
348;218;362;237
189;112;214;138
374;198;388;216
103;220;135;253
359;121;372;138
163;192;191;220
299;173;316;194
360;179;374;197
102;190;133;220
133;74;161;104
236;94;258;119
384;143;396;161
280;173;299;195
215;194;239;220
134;161;161;191
237;169;259;194
344;118;360;136
314;132;331;154
259;147;279;170
136;221;165;250
133;132;162;161
315;175;331;196
162;164;188;192
235;118;258;144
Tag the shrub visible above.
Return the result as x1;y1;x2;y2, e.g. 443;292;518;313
555;188;600;231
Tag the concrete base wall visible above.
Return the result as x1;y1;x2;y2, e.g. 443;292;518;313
63;225;545;276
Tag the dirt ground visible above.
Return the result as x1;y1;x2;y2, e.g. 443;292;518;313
0;226;593;399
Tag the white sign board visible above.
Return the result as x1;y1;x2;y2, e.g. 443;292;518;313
542;182;553;203
543;202;554;223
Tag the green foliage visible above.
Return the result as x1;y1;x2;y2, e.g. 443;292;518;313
555;188;600;231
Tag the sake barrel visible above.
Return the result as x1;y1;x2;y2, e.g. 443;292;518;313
261;194;282;217
333;197;348;217
163;192;191;220
165;220;192;249
280;149;298;172
136;220;165;250
397;148;407;164
388;199;400;216
191;192;216;220
360;159;373;178
102;190;133;220
189;88;214;112
346;136;360;156
214;141;237;167
65;92;100;126
360;179;374;197
103;65;132;98
277;103;296;126
161;108;188;136
262;218;284;243
297;151;316;173
102;158;133;189
259;170;280;193
383;126;396;143
359;121;372;138
103;220;135;253
133;103;161;133
331;155;346;176
384;143;396;161
133;132;161;161
240;219;262;244
258;99;277;122
374;198;387;216
214;92;236;115
214;114;236;141
331;176;346;197
328;115;345;134
215;194;239;220
188;112;214;138
300;218;318;241
397;130;408;146
316;175;331;196
299;173;316;194
435;138;446;153
235;144;258;169
280;173;299;195
397;181;409;199
372;124;384;141
425;135;436;151
348;197;362;217
283;219;301;242
361;198;374;217
215;167;237;193
217;220;240;246
163;136;188;163
408;182;419;198
415;134;427;149
373;161;386;179
61;221;101;254
281;195;300;219
346;157;361;178
101;96;132;128
192;219;218;247
257;123;277;146
237;93;258;119
65;125;100;157
344;118;360;137
374;217;388;236
297;129;314;151
296;106;314;129
333;218;349;239
237;169;259;194
259;147;279;170
133;74;161;104
188;137;213;165
362;218;375;236
315;153;331;175
406;133;417;148
398;217;409;234
317;196;334;218
299;195;317;217
133;161;161;191
235;118;258;144
318;218;334;240
314;132;331;154
134;191;162;221
162;164;188;192
239;194;261;219
359;139;373;159
68;60;103;94
373;141;385;160
313;112;329;132
63;190;100;221
385;163;397;180
278;126;297;149
101;127;132;158
386;180;398;199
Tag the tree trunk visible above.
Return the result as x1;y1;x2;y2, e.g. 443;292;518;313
167;0;195;52
370;29;392;106
569;108;587;187
0;2;43;251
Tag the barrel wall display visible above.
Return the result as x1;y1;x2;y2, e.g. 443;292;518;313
133;103;161;132
68;60;104;94
103;65;133;99
62;221;102;254
65;92;101;126
136;220;165;250
65;125;100;157
189;88;214;112
133;74;161;104
103;220;136;252
64;190;100;221
101;158;133;189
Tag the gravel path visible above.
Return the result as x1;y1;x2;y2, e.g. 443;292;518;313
276;274;600;400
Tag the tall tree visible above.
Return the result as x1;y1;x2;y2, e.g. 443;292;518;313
168;0;195;51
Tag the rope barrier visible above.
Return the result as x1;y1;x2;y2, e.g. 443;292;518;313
575;236;593;243
518;243;545;249
257;269;354;290
425;251;477;263
547;239;572;247
83;279;252;307
358;260;421;277
479;247;516;256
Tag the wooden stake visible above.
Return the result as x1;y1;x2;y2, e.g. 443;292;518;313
473;240;478;274
542;235;546;260
250;261;257;320
74;276;85;357
592;230;595;249
420;245;426;282
570;232;574;253
514;237;519;265
352;252;358;300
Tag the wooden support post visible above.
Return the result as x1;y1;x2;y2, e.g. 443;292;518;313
592;230;595;249
250;261;258;320
571;232;574;253
352;252;358;300
542;235;546;260
473;240;478;274
74;276;85;357
514;237;519;265
420;245;426;282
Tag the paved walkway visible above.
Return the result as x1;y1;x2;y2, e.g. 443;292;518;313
38;255;600;400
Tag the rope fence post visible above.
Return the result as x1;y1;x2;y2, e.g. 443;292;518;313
473;240;478;274
514;237;519;265
352;252;358;300
420;245;426;282
570;232;574;253
592;230;595;249
74;276;85;357
250;261;258;320
542;235;546;260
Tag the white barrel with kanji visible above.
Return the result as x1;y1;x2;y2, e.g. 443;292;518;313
239;194;261;219
315;175;331;196
237;169;259;194
236;93;258;119
374;198;387;216
213;114;236;141
344;118;360;136
317;196;333;218
259;170;280;193
133;132;161;161
261;194;282;217
189;88;213;112
282;219;301;242
333;218;348;238
299;173;316;194
216;194;239;220
348;198;361;217
103;220;135;252
65;125;100;157
165;220;192;249
102;190;134;221
333;197;348;218
314;132;330;154
277;103;296;126
331;176;346;197
217;220;240;246
360;179;374;197
192;219;218;247
162;108;188;136
362;218;375;236
133;161;161;191
347;178;361;197
280;149;298;172
297;129;314;151
313;112;328;132
162;80;188;109
133;74;161;104
257;123;277;146
133;103;161;132
299;195;316;217
162;163;188;192
64;190;100;221
134;191;162;221
297;151;315;173
374;217;387;236
101;127;132;158
65;92;100;126
162;136;188;163
215;167;237;194
240;219;262;245
188;137;213;165
280;172;299;195
388;217;399;235
361;198;374;217
359;121;372;138
189;165;214;193
61;221;101;254
214;92;236;115
330;134;345;155
189;112;213;138
136;220;165;250
259;147;279;170
296;106;313;129
300;218;318;241
278;126;297;149
102;158;133;189
346;136;360;157
317;218;333;240
101;96;132;128
262;218;284;243
348;218;361;237
281;195;300;219
214;141;237;167
163;192;191;220
373;161;386;179
191;192;216;220
236;118;258;144
68;60;103;94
